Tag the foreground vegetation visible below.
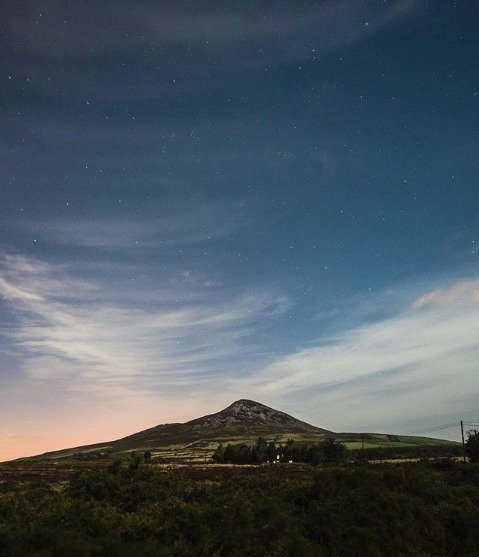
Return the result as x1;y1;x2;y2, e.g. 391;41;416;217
1;457;479;556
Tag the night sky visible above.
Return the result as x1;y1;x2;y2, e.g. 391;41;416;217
1;1;478;460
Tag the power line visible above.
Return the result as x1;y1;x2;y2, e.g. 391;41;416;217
407;420;479;436
407;422;459;435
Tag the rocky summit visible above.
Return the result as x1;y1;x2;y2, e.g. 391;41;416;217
186;399;327;433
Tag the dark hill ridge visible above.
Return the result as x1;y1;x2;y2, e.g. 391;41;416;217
22;399;331;460
16;399;458;462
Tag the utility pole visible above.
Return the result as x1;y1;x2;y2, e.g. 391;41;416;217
461;420;466;463
361;434;365;451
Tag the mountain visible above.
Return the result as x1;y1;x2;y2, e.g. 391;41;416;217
124;399;330;445
186;398;326;433
19;399;458;463
24;399;331;460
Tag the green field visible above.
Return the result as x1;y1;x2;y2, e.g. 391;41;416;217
110;432;460;464
23;429;460;466
344;436;457;450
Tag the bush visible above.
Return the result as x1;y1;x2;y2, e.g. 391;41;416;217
1;461;479;555
466;430;479;463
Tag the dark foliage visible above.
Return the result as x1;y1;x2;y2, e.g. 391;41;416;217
466;430;479;463
1;461;479;556
212;437;348;465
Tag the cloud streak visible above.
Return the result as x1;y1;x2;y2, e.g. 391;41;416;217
245;279;479;432
0;252;286;398
13;199;254;251
1;248;478;456
411;280;479;309
4;0;421;102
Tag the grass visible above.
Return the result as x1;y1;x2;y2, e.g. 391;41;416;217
12;432;459;466
137;433;459;463
395;435;459;445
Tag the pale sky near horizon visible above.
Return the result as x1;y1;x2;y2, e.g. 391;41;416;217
1;0;478;461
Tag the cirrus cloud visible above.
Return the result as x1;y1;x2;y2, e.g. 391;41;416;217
411;280;479;309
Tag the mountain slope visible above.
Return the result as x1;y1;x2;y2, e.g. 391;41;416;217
19;399;458;463
119;399;329;447
24;399;330;460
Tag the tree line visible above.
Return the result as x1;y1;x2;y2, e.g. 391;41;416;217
212;433;479;465
212;437;348;465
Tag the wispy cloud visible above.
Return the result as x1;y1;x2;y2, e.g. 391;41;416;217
411;280;479;309
14;200;253;251
6;0;417;58
0;252;287;398
4;1;421;102
246;278;479;432
2;248;477;452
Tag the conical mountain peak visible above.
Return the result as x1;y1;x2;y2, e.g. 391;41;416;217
224;399;269;412
186;399;324;433
24;399;331;460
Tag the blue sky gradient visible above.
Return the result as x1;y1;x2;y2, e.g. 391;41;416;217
1;0;478;459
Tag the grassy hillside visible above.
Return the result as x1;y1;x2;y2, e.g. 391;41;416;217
24;432;459;465
16;400;459;464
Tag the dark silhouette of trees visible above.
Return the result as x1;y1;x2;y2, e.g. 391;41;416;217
466;429;479;463
212;443;226;463
267;441;277;462
129;451;141;470
320;437;348;464
252;437;268;463
211;437;348;465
